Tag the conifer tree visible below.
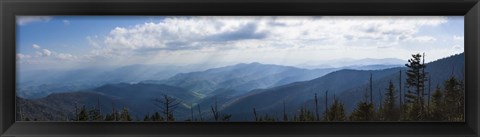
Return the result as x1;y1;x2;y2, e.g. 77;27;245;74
88;106;103;121
221;114;232;122
429;85;444;121
76;105;89;121
324;97;346;121
443;76;463;121
88;98;103;121
350;101;375;121
119;107;133;121
298;106;316;121
382;81;399;121
261;114;276;122
153;112;162;121
350;90;375;121
143;115;151;121
404;53;427;120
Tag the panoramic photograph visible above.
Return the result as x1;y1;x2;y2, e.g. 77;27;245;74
16;16;464;122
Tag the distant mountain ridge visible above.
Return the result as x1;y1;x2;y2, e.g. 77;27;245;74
158;62;338;97
221;53;464;120
299;58;405;69
17;53;464;121
18;58;406;99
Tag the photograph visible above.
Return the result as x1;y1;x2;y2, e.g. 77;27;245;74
15;16;465;122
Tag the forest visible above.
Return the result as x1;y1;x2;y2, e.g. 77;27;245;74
16;53;465;122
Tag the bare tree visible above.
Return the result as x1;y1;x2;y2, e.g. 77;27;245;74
283;100;288;121
325;90;328;120
253;107;258;121
197;104;203;121
154;94;181;121
211;99;219;121
370;73;373;104
315;93;320;121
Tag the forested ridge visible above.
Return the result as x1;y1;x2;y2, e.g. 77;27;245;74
16;53;464;122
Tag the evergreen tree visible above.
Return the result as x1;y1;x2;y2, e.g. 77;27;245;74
260;114;276;122
404;53;428;120
143;115;151;121
143;112;164;121
382;81;399;121
443;76;463;121
221;114;232;122
458;79;465;121
350;101;375;121
350;90;375;121
152;112;163;121
429;85;444;121
88;107;103;121
77;105;89;121
298;106;316;121
90;96;103;121
104;102;119;121
324;98;346;121
119;107;133;121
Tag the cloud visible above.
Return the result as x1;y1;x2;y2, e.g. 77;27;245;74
103;17;272;50
24;46;82;62
99;16;448;53
86;36;101;48
16;53;32;59
17;16;52;25
207;23;267;41
32;44;41;49
12;16;450;68
63;20;70;25
56;53;76;61
37;49;53;57
410;36;437;42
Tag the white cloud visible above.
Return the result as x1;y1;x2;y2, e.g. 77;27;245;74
410;36;437;42
16;53;32;59
56;53;76;61
17;16;52;25
31;45;80;61
32;44;41;49
37;49;53;57
63;20;70;25
100;16;447;53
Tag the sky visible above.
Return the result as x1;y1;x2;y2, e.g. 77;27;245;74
16;16;464;70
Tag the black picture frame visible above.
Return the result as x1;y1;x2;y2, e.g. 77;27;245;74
1;0;479;136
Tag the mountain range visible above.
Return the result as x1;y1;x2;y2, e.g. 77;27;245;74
16;53;464;121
